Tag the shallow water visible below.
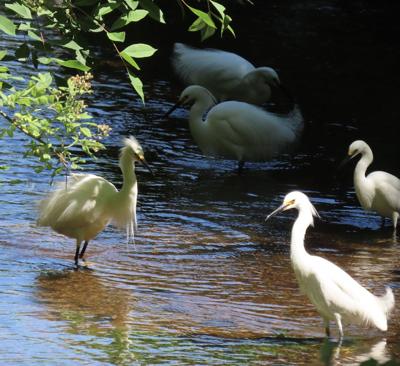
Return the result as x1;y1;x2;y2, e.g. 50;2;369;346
1;1;400;365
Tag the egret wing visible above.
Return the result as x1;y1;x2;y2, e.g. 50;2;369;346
310;256;386;328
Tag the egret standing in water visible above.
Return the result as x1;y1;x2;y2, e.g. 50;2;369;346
172;43;290;105
38;136;151;267
266;191;394;340
165;85;303;173
341;140;400;232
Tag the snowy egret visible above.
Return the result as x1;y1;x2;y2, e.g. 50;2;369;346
341;140;400;232
37;136;151;267
165;85;303;172
266;191;395;340
172;43;291;105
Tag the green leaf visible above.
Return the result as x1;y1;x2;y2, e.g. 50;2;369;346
124;0;138;10
0;50;7;61
56;59;91;72
201;26;216;41
139;0;165;23
107;31;126;42
111;10;148;30
209;0;226;18
0;15;16;35
38;57;53;65
80;127;92;137
62;40;83;51
121;43;157;58
95;1;121;20
188;17;206;32
5;3;32;19
27;30;42;41
186;6;216;28
120;51;140;70
128;70;144;102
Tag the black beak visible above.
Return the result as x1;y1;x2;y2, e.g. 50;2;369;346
140;157;154;175
163;100;181;118
265;203;289;222
279;84;294;103
338;154;354;170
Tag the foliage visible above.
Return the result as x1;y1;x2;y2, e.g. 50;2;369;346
0;71;110;177
0;0;239;176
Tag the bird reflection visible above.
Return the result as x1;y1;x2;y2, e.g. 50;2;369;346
35;269;134;365
319;338;390;366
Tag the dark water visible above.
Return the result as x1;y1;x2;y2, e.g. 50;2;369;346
1;2;400;365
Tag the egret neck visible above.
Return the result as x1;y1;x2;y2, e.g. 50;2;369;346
353;145;374;209
188;93;215;149
290;205;314;272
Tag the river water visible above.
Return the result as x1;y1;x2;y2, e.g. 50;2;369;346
1;1;400;365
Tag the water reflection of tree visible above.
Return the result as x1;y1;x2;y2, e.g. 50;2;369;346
35;269;135;365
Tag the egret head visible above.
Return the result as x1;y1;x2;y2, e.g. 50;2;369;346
122;136;152;173
265;191;320;223
339;140;371;169
164;85;217;117
255;67;281;88
249;67;293;103
348;140;370;159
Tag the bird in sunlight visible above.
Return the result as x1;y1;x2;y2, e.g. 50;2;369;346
341;140;400;233
265;191;395;341
37;136;152;267
165;85;303;173
171;43;291;105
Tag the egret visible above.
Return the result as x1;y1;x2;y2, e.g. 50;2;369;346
266;191;395;340
171;43;290;105
341;140;400;232
165;85;303;172
37;136;151;267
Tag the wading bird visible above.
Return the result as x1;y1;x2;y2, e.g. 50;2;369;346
38;136;151;267
266;191;394;341
341;140;400;232
165;85;303;173
172;43;290;105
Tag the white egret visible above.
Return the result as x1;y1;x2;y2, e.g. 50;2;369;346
37;136;151;267
266;191;395;340
165;85;303;172
171;43;290;105
342;140;400;232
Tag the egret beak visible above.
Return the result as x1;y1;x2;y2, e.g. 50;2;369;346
163;101;181;118
139;157;154;175
265;202;291;221
279;84;294;103
338;153;355;170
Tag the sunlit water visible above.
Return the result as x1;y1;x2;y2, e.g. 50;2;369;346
1;3;400;365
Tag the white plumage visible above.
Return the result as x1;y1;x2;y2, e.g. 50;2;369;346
38;136;150;266
266;191;395;340
166;85;303;172
172;42;283;105
344;140;400;231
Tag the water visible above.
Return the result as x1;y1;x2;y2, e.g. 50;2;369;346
1;2;400;364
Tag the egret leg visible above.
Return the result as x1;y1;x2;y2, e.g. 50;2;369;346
324;320;330;338
74;240;82;267
334;313;344;341
237;161;245;174
79;240;89;261
393;212;399;230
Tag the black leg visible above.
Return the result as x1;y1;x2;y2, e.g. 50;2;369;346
237;161;244;175
381;217;386;229
74;241;81;267
79;240;89;260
